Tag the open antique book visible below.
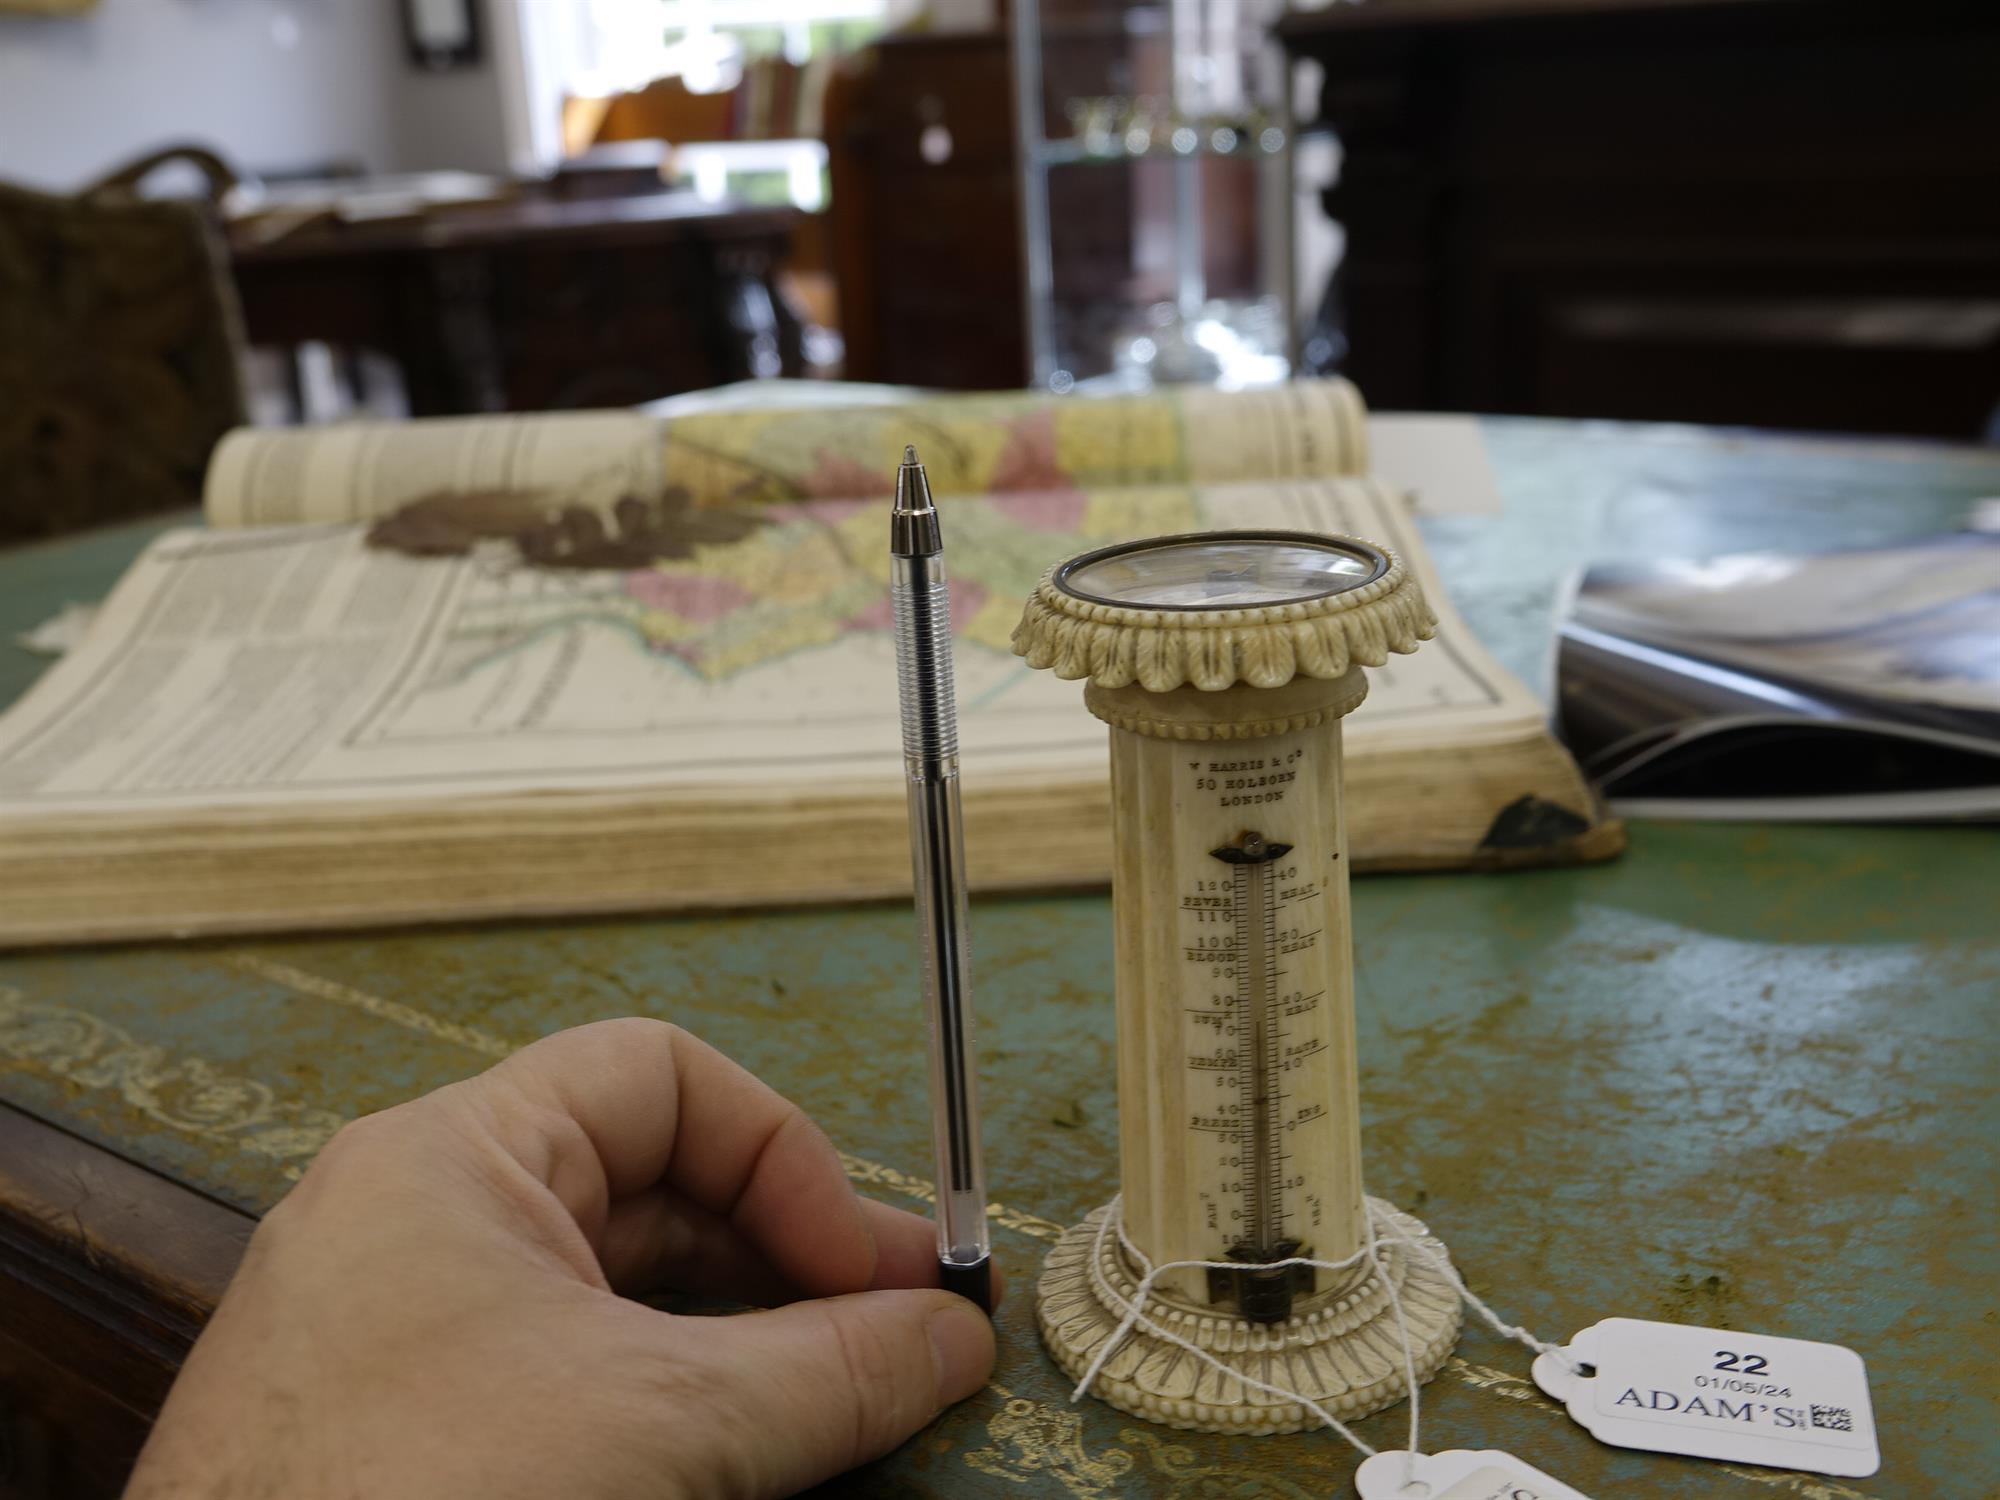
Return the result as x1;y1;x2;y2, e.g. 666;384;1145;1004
0;382;1617;945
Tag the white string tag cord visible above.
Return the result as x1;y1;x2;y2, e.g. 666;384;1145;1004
1070;1193;1390;1461
1070;1195;1590;1494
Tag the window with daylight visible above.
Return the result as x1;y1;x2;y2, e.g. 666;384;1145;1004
546;0;892;209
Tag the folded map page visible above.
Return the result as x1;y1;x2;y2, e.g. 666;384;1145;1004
202;381;1369;529
203;409;665;530
0;480;1539;816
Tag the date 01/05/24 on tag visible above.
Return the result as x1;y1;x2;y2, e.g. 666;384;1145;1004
1530;1317;1880;1478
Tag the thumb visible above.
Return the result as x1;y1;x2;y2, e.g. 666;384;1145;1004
680;1288;994;1497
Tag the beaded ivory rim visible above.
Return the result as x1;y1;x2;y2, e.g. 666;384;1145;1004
1011;534;1436;693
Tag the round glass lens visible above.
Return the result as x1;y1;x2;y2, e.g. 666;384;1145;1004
1059;536;1383;610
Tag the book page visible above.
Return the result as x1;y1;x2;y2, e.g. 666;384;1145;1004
0;479;1536;818
200;381;1368;530
203;410;663;528
1368;413;1504;515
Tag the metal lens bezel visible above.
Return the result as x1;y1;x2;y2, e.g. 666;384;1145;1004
1052;530;1390;612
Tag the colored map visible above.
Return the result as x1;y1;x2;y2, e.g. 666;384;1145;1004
428;487;1204;690
654;381;1366;509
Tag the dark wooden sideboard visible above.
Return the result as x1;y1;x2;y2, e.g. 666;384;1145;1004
1280;0;2000;438
232;193;807;416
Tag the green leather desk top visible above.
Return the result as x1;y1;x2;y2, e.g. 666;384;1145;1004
2;420;1996;1498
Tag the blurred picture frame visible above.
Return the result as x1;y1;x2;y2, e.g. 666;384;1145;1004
402;0;482;70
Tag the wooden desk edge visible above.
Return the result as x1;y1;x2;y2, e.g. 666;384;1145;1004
0;1101;249;1498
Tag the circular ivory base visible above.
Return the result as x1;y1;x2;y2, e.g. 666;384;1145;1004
1035;1198;1463;1435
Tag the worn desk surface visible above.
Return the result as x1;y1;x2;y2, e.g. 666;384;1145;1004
1;419;1996;1498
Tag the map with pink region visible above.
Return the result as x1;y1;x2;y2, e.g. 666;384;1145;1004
621;571;755;623
565;486;1141;681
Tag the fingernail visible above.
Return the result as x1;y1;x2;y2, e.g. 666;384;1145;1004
927;1298;994;1405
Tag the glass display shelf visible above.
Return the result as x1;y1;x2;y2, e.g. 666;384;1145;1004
1032;122;1288;167
1010;0;1293;391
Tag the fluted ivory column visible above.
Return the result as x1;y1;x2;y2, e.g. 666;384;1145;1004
1013;529;1464;1434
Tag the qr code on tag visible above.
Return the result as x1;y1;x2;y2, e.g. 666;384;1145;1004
1810;1405;1854;1432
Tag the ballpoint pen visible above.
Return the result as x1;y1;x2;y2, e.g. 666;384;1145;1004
889;444;993;1312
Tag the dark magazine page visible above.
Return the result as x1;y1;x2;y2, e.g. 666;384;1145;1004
1556;534;2000;819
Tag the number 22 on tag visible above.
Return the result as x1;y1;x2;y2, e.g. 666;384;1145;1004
1531;1317;1879;1478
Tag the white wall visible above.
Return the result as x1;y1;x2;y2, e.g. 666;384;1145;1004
0;0;514;191
388;56;515;175
505;0;587;173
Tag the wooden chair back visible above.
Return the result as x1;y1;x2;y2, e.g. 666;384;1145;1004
0;148;248;543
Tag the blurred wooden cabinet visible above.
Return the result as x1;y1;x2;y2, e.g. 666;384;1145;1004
233;196;805;416
830;34;1028;388
1280;0;2000;439
828;28;1273;391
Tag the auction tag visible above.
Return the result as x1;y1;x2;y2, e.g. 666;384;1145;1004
1531;1317;1878;1477
1355;1449;1593;1500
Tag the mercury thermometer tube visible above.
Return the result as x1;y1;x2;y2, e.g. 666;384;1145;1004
889;445;993;1309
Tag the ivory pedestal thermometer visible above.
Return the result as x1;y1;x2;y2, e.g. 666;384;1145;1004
1012;530;1463;1434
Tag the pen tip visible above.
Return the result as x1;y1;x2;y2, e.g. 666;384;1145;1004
891;441;938;542
903;444;920;466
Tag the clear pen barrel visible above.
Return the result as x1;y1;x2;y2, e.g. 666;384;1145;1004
892;563;990;1266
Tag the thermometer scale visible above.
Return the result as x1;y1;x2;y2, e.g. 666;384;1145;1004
1196;827;1314;1325
1014;530;1463;1433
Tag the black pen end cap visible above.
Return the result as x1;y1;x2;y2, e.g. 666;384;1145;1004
940;1256;994;1316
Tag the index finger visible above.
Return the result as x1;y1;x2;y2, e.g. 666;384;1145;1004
476;1017;883;1298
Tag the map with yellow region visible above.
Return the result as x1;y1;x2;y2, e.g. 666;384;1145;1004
654;381;1368;510
3;473;1518;822
429;487;1203;690
363;473;1451;767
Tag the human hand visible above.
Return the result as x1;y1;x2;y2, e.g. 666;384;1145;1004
125;1018;997;1499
